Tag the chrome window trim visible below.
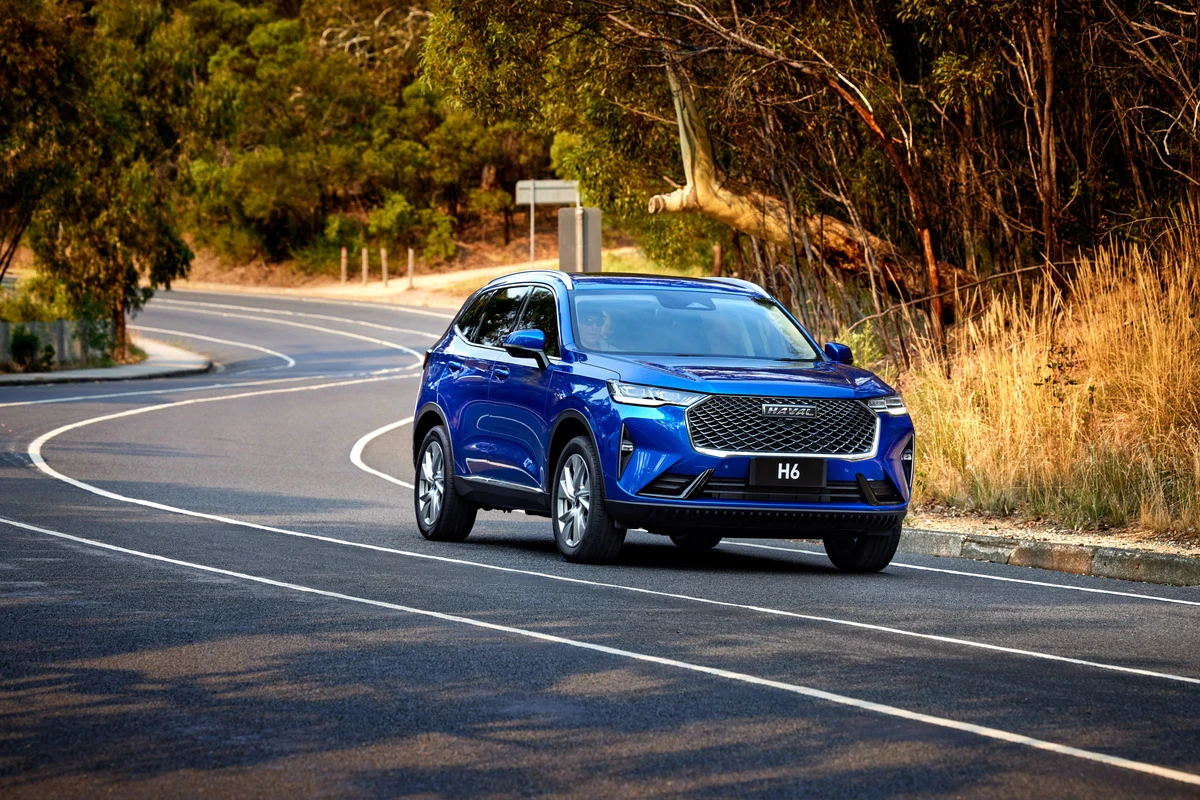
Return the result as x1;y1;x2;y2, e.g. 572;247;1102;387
686;397;881;461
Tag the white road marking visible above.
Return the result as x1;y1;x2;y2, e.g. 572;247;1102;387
1;514;1198;788
131;325;296;369
168;289;455;319
139;304;425;364
349;417;415;489
154;298;442;340
0;366;420;409
27;387;1200;686
726;542;1200;607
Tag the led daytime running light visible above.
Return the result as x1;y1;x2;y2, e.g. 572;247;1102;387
607;381;705;407
866;394;908;416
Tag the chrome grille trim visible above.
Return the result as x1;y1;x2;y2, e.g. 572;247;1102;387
686;395;880;461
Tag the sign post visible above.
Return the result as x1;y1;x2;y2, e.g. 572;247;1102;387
515;179;581;267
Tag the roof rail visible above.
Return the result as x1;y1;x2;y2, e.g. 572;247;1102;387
708;276;767;295
487;269;574;290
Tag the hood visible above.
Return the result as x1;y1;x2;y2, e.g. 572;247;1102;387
594;355;894;399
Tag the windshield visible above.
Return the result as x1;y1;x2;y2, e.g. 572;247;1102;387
570;288;821;361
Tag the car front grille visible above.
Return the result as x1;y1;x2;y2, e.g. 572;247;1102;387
686;396;877;457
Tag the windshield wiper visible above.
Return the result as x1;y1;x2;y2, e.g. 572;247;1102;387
773;357;820;363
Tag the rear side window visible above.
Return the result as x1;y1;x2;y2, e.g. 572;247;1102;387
456;290;493;340
474;285;532;347
515;287;561;359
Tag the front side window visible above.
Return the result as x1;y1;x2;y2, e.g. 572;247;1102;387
571;288;820;361
474;285;532;347
514;287;561;358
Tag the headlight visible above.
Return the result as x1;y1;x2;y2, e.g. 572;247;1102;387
866;394;908;416
607;381;705;407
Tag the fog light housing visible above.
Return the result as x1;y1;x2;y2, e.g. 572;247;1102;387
901;438;915;491
619;426;635;477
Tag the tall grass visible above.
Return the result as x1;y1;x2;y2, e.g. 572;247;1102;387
904;222;1200;534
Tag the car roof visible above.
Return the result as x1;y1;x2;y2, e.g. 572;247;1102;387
483;270;768;297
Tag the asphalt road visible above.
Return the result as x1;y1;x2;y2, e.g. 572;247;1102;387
2;289;1199;798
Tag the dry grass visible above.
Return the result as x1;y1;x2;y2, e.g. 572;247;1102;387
903;222;1200;535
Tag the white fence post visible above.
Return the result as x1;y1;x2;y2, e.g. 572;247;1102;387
407;248;414;289
361;247;368;285
382;248;388;288
341;247;347;283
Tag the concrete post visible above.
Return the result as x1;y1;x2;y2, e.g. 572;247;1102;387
361;247;368;285
55;319;65;364
341;247;347;283
574;206;584;275
381;248;388;289
407;248;415;289
529;182;536;265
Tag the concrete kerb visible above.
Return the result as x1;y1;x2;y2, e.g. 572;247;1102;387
898;528;1200;587
0;337;211;386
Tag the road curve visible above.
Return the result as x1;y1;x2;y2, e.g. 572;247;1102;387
2;289;1199;798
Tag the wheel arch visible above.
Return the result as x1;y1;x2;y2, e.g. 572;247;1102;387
547;409;601;490
413;402;451;466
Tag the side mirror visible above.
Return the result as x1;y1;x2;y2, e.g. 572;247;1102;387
824;342;854;365
503;329;550;369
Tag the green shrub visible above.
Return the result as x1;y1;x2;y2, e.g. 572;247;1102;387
11;326;54;372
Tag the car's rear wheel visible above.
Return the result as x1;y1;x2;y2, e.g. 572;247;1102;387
669;533;723;551
414;426;477;542
552;436;626;563
822;522;902;572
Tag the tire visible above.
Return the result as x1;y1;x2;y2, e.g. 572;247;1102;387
669;533;723;551
822;522;902;572
551;436;626;563
414;426;477;542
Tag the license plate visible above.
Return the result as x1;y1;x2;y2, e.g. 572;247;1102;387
750;458;827;488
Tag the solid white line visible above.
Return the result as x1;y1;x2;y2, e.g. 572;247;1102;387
0;366;421;409
131;325;296;368
350;417;415;489
168;289;455;319
725;541;1200;607
142;304;425;363
28;386;1200;686
1;514;1197;787
154;298;441;340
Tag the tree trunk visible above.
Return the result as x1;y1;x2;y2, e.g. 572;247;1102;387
648;66;965;332
1039;0;1060;265
113;295;127;362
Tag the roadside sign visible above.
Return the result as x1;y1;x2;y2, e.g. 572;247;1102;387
515;180;580;206
516;180;581;265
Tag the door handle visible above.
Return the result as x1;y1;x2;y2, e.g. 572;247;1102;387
494;366;510;381
447;360;462;373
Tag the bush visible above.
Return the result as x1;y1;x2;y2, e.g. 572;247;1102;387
10;326;54;372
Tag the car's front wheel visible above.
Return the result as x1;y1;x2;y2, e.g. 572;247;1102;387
822;522;902;572
552;436;626;563
414;426;477;542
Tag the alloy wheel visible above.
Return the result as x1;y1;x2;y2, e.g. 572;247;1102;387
418;440;445;528
556;453;591;547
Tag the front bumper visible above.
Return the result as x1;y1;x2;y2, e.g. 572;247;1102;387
600;400;913;536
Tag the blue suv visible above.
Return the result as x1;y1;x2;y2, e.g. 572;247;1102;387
412;271;914;570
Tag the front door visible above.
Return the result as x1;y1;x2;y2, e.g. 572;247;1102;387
483;286;562;492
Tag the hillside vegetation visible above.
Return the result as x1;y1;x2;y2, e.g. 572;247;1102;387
907;216;1200;534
